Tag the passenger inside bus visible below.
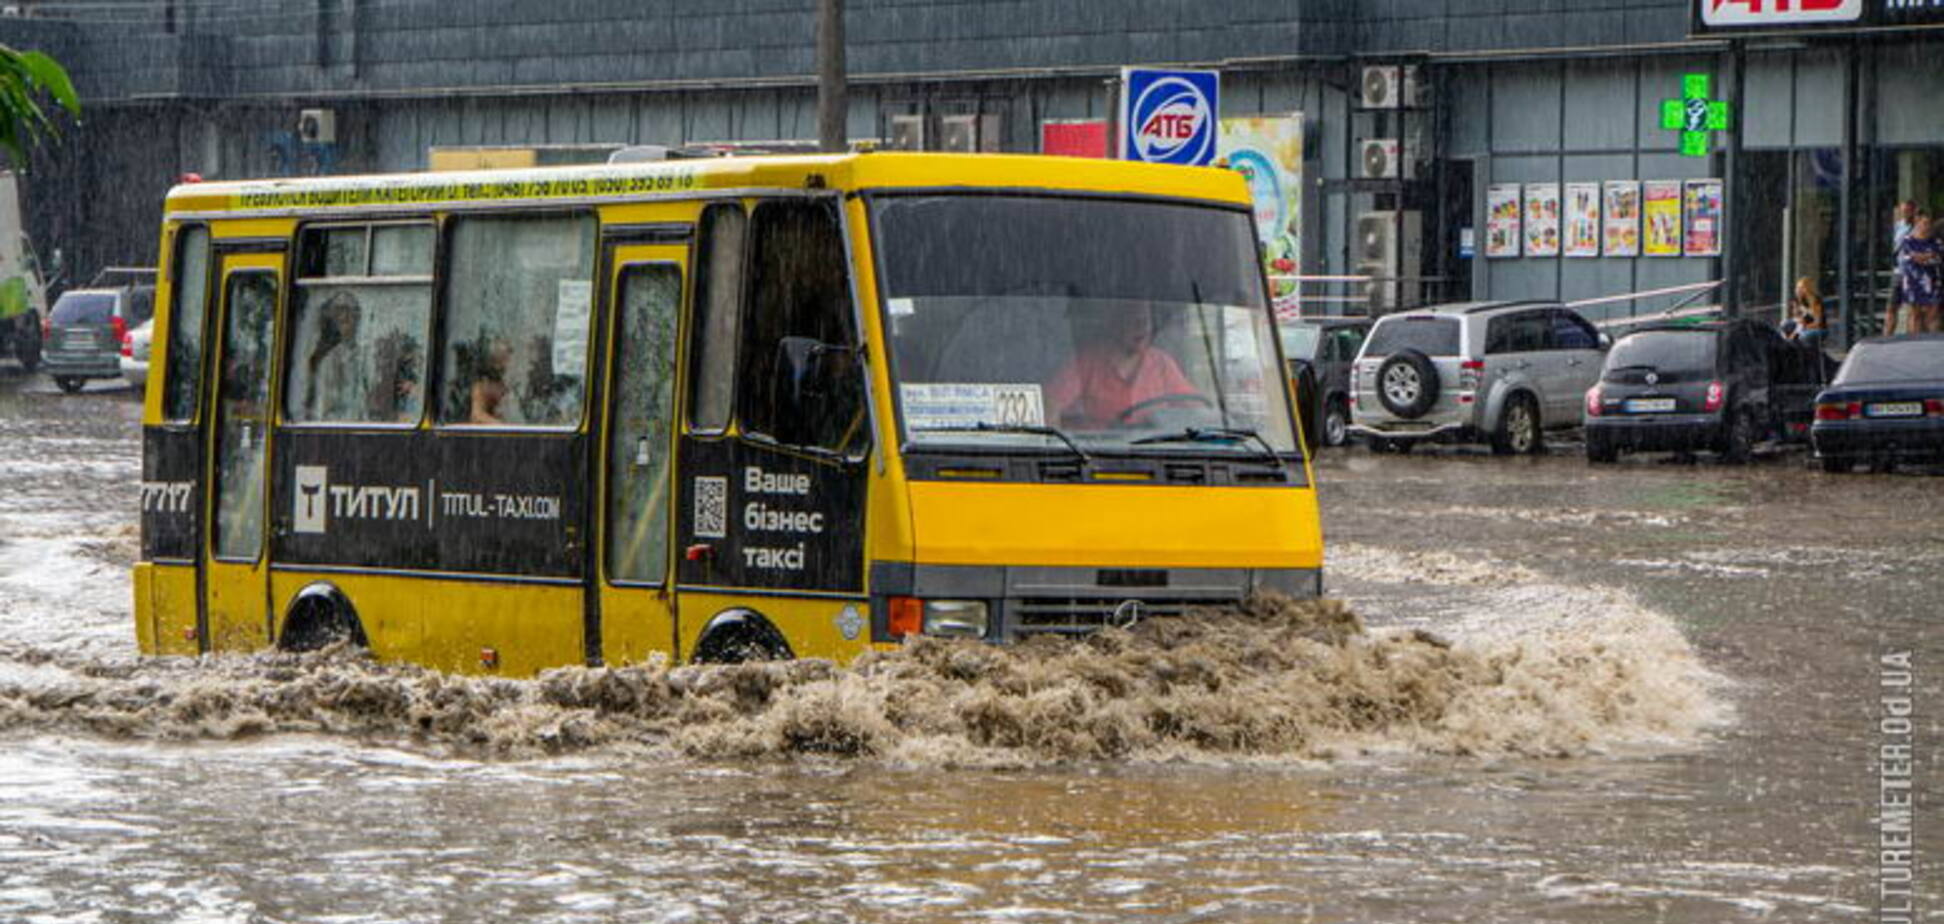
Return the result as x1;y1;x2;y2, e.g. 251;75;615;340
1045;303;1203;428
469;336;515;424
367;331;422;422
301;292;365;421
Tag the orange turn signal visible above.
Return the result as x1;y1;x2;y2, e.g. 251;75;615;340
887;596;924;638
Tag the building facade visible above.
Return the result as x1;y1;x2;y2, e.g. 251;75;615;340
3;0;1939;338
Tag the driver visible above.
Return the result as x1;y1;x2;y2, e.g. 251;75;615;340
1046;304;1201;428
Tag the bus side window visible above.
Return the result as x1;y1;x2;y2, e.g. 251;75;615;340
162;226;212;422
436;214;597;428
284;223;434;425
687;204;746;433
735;199;864;455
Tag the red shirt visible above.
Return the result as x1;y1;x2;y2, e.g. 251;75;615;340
1046;346;1200;427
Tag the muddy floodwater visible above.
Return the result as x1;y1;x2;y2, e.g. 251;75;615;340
0;368;1937;922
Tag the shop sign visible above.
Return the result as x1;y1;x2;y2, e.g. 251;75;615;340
1694;0;1944;32
1119;67;1220;166
1698;0;1863;28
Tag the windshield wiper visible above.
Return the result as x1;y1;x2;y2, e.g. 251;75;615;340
1130;426;1283;467
913;422;1092;464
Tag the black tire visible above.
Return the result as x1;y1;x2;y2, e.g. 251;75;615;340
1586;432;1619;464
1819;455;1849;474
1376;350;1440;419
1720;410;1755;464
279;590;368;652
692;612;793;664
1491;394;1543;455
1322;398;1350;448
53;375;84;394
14;314;40;371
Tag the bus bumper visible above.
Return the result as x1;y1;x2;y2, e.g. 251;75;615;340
868;562;1323;643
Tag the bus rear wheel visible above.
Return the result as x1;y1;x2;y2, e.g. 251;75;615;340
279;586;368;653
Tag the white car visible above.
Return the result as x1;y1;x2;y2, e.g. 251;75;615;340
1348;301;1608;455
119;317;153;390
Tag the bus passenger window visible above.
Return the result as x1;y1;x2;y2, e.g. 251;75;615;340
687;204;746;433
437;214;597;428
284;222;434;424
162;225;211;422
735;200;863;454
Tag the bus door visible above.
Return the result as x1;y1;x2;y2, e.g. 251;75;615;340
590;241;687;665
201;251;283;651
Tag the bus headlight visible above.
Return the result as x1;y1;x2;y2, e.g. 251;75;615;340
922;599;989;639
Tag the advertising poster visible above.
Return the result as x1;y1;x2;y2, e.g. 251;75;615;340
1485;184;1522;258
1218;114;1304;317
1040;119;1107;158
1563;182;1601;257
1643;180;1683;257
1683;178;1724;257
1524;183;1560;257
1602;180;1641;257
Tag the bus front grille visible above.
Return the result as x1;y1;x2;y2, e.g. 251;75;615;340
1010;596;1233;637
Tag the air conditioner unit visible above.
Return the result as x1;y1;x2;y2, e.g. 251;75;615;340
1355;211;1423;313
889;114;928;151
940;114;1002;153
297;108;337;145
1361;65;1422;109
1359;138;1416;180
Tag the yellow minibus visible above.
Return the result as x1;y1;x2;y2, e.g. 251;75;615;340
133;152;1323;675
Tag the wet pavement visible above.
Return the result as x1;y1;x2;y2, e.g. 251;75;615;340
0;365;1937;922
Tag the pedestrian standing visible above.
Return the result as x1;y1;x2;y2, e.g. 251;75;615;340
1792;276;1827;351
1896;211;1942;334
1886;200;1917;336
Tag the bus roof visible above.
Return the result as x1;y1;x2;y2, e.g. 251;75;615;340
162;152;1254;218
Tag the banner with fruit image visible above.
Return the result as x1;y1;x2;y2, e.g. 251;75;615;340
1219;114;1303;318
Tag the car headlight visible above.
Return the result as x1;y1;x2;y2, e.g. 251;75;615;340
922;599;989;639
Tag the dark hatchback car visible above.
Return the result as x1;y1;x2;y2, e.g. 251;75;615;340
1585;319;1831;463
1281;316;1370;449
41;283;155;392
1812;335;1944;473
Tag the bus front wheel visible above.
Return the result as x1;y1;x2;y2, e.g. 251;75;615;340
691;611;793;664
279;585;368;653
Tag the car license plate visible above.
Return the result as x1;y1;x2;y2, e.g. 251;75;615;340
1626;398;1676;413
1866;402;1922;418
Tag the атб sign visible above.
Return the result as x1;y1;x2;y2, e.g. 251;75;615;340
1119;67;1220;166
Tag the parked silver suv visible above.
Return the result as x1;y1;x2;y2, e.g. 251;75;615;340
1347;301;1607;454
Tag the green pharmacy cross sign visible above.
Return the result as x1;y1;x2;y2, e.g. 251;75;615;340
1661;73;1730;158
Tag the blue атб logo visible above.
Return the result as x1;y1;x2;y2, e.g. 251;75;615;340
1120;68;1220;166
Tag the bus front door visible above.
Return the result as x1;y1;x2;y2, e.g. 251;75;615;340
200;253;282;651
591;246;687;665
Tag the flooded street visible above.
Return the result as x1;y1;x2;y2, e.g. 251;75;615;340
0;367;1936;922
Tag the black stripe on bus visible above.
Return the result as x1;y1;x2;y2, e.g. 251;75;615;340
673;584;869;602
269;562;581;587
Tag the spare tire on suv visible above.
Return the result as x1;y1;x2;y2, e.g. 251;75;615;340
1376;349;1440;419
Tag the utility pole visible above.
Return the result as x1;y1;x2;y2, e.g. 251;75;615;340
817;0;846;153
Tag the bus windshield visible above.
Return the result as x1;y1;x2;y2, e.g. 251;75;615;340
870;194;1296;456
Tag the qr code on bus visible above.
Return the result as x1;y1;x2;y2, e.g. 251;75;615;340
693;476;728;538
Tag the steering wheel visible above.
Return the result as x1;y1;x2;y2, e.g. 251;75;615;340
1113;392;1216;425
